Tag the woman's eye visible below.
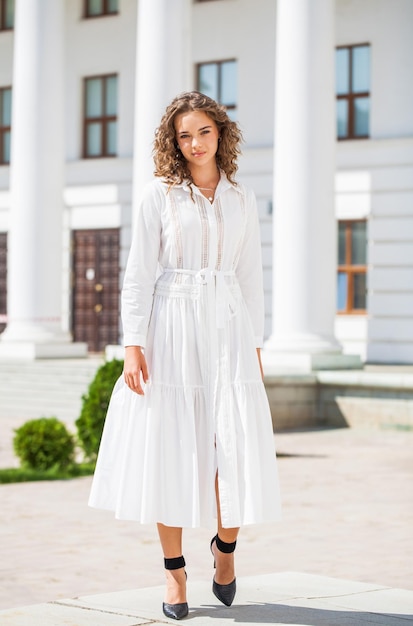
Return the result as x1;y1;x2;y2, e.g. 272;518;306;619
201;130;210;135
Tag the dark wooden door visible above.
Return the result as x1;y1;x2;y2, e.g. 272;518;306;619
0;232;7;334
72;229;120;352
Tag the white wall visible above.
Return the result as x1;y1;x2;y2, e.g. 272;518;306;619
192;0;277;148
335;146;413;362
335;0;413;362
65;0;137;162
336;0;413;139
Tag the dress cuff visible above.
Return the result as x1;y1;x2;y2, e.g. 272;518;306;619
123;333;147;349
255;337;264;349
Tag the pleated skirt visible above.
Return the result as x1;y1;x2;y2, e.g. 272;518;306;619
88;274;282;528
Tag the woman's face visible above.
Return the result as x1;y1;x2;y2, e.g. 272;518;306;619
174;110;220;171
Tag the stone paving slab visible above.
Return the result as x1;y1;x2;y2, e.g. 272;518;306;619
1;572;412;625
0;603;149;626
1;427;413;613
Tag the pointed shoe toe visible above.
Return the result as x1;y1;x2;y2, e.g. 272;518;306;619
162;601;189;620
212;577;236;607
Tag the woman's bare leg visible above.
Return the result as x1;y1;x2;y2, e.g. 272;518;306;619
212;474;240;584
157;523;187;604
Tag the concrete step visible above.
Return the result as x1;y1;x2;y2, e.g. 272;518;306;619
0;357;106;423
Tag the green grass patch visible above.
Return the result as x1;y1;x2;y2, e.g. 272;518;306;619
0;463;95;484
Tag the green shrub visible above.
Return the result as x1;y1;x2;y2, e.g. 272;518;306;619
76;358;123;462
13;417;75;471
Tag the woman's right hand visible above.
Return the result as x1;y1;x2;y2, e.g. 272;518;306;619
124;346;149;395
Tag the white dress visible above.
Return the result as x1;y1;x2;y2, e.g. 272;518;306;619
89;173;281;528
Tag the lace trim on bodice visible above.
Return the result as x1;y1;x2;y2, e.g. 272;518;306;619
169;190;242;278
214;197;224;271
195;195;209;269
169;191;184;279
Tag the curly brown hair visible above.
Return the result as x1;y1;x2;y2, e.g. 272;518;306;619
153;91;242;188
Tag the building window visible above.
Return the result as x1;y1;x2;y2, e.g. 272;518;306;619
84;0;118;17
0;87;11;165
83;75;118;158
336;44;370;140
0;0;14;30
196;60;237;119
337;220;367;314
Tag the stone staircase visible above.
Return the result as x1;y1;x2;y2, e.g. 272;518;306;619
0;357;105;425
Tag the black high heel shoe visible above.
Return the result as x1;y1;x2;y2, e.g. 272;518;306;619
210;534;237;606
162;556;189;620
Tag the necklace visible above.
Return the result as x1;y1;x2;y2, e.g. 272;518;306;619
197;184;218;203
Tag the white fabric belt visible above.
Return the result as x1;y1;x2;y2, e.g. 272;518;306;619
159;268;239;330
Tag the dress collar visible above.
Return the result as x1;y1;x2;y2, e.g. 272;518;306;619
178;171;244;199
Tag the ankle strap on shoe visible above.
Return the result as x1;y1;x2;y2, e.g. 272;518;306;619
216;535;237;554
164;556;186;570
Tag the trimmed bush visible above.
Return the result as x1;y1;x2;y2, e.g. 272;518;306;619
76;358;123;462
13;417;75;471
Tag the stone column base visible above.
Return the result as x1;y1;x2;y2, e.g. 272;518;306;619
0;341;88;360
262;350;362;374
105;344;124;361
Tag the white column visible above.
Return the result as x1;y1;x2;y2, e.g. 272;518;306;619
106;0;191;359
264;0;360;371
132;0;190;219
0;0;86;359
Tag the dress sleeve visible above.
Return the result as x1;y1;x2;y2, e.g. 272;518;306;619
235;186;265;348
121;181;163;348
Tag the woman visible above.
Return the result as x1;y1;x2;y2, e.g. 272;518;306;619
89;91;281;620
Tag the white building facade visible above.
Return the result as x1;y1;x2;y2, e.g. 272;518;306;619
0;0;412;363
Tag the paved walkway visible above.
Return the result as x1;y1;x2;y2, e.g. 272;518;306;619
1;572;412;625
0;427;412;623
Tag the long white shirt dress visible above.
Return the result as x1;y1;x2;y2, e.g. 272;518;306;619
89;173;282;529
